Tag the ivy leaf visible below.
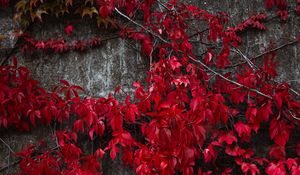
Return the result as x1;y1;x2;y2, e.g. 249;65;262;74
60;79;70;86
219;131;237;145
76;7;99;18
97;16;118;28
269;144;285;160
30;10;48;22
64;25;74;36
241;162;260;175
234;121;251;141
266;162;286;175
99;4;114;18
225;145;245;156
269;119;293;146
273;93;283;110
15;0;27;11
94;148;105;158
73;120;84;133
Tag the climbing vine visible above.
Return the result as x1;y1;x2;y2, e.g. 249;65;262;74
0;0;300;174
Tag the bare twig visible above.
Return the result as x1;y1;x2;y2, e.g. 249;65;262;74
150;39;158;68
0;138;15;154
228;40;298;68
7;147;11;175
156;0;172;11
114;8;169;44
188;28;209;38
0;159;20;173
231;47;258;70
101;35;120;42
188;55;273;99
288;110;300;121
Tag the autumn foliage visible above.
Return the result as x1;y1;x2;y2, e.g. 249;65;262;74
0;0;300;175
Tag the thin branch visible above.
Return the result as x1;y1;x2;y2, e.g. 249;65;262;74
156;0;172;11
228;40;298;68
288;110;300;121
0;159;20;173
150;39;158;68
0;138;15;154
231;47;258;70
101;35;120;42
188;28;209;38
114;8;169;44
188;55;273;99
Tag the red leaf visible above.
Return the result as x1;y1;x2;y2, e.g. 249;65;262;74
241;162;260;175
170;56;182;70
160;161;168;170
266;162;286;175
246;107;258;123
203;145;217;163
110;114;123;131
190;97;203;112
110;145;119;160
269;119;293;146
286;158;297;170
99;5;113;18
60;79;70;87
269;144;286;160
274;93;283;110
73;120;84;133
89;128;94;140
64;25;74;35
95;148;105;158
84;112;94;127
291;165;300;175
234;121;251;141
265;0;275;9
257;101;273;122
225;145;245;156
219;131;237;145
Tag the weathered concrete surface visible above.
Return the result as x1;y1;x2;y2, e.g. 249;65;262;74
0;7;19;56
16;18;148;98
0;1;299;174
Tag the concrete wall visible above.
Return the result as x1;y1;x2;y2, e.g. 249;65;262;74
0;0;299;174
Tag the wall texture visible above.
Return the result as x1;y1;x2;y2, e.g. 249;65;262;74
0;0;299;174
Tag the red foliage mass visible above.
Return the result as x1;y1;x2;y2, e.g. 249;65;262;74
1;0;300;175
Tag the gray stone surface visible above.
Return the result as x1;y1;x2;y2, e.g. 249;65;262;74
0;7;20;49
0;7;19;55
16;18;148;98
0;1;299;174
